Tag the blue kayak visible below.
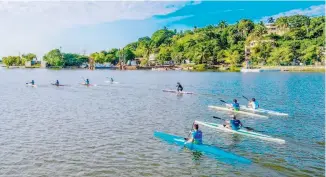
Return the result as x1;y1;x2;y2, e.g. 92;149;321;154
154;131;251;164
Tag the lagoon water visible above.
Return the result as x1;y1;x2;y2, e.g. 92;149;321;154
0;69;324;177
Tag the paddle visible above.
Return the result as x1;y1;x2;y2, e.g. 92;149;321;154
212;116;260;132
183;122;195;145
242;95;249;101
220;99;227;104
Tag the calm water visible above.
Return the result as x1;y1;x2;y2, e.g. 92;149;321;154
0;69;324;177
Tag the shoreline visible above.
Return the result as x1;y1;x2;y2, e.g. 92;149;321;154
1;65;324;72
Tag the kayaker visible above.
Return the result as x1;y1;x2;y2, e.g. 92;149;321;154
30;80;35;85
185;123;203;144
231;99;240;111
85;78;90;85
248;98;259;109
224;115;243;130
111;78;114;82
176;82;183;92
55;80;59;86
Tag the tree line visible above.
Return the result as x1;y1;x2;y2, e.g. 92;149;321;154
1;15;324;68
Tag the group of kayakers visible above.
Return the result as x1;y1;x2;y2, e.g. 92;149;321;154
26;77;115;87
185;97;259;145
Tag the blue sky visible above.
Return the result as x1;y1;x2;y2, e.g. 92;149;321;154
0;1;324;58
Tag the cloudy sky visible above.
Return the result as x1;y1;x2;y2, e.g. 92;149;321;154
0;1;324;58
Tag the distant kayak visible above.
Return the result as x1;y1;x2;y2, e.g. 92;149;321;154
209;105;268;118
105;81;119;84
162;89;194;94
26;83;37;87
80;83;96;87
51;84;65;87
154;131;251;164
195;120;285;144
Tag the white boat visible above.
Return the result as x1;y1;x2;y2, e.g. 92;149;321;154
208;105;268;118
238;105;288;116
195;120;285;144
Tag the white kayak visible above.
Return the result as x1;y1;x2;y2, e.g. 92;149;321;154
162;89;194;94
238;105;288;116
195;120;285;144
208;105;268;118
105;81;119;84
26;83;37;87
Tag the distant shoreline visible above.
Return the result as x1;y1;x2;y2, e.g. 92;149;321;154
1;64;324;72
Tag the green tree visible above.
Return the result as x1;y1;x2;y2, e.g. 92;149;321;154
43;49;64;66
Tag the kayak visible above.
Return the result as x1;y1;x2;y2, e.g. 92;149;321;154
80;83;96;87
162;89;194;94
105;81;119;84
26;83;37;87
195;120;285;144
208;105;268;118
237;105;288;116
154;131;251;164
51;84;65;87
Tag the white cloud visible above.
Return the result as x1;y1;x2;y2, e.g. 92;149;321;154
260;4;325;22
0;1;192;57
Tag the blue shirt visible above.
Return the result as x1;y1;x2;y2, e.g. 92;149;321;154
232;102;240;111
191;130;203;144
230;120;241;130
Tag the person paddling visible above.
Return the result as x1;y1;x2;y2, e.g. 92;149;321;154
30;80;35;85
176;82;183;92
248;98;259;109
231;99;240;111
224;115;243;130
110;78;114;83
85;78;90;85
55;80;60;86
185;123;202;145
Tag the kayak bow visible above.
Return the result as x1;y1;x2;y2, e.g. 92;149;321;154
195;120;285;144
154;131;251;164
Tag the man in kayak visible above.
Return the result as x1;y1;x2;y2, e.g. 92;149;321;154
224;115;243;130
185;123;203;144
110;78;114;83
85;78;90;85
176;82;183;92
30;80;35;85
248;98;259;109
55;80;60;86
231;99;240;111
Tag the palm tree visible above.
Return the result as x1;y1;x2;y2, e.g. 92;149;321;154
267;17;275;23
218;20;228;29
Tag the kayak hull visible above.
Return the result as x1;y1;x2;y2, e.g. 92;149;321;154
162;89;194;94
209;105;268;118
239;105;288;116
154;131;251;164
195;120;285;144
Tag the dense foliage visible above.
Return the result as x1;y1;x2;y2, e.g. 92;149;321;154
43;49;89;67
2;53;37;67
121;15;325;66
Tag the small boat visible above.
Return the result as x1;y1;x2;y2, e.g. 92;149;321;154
195;120;285;144
154;131;251;164
208;105;268;118
162;89;194;94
